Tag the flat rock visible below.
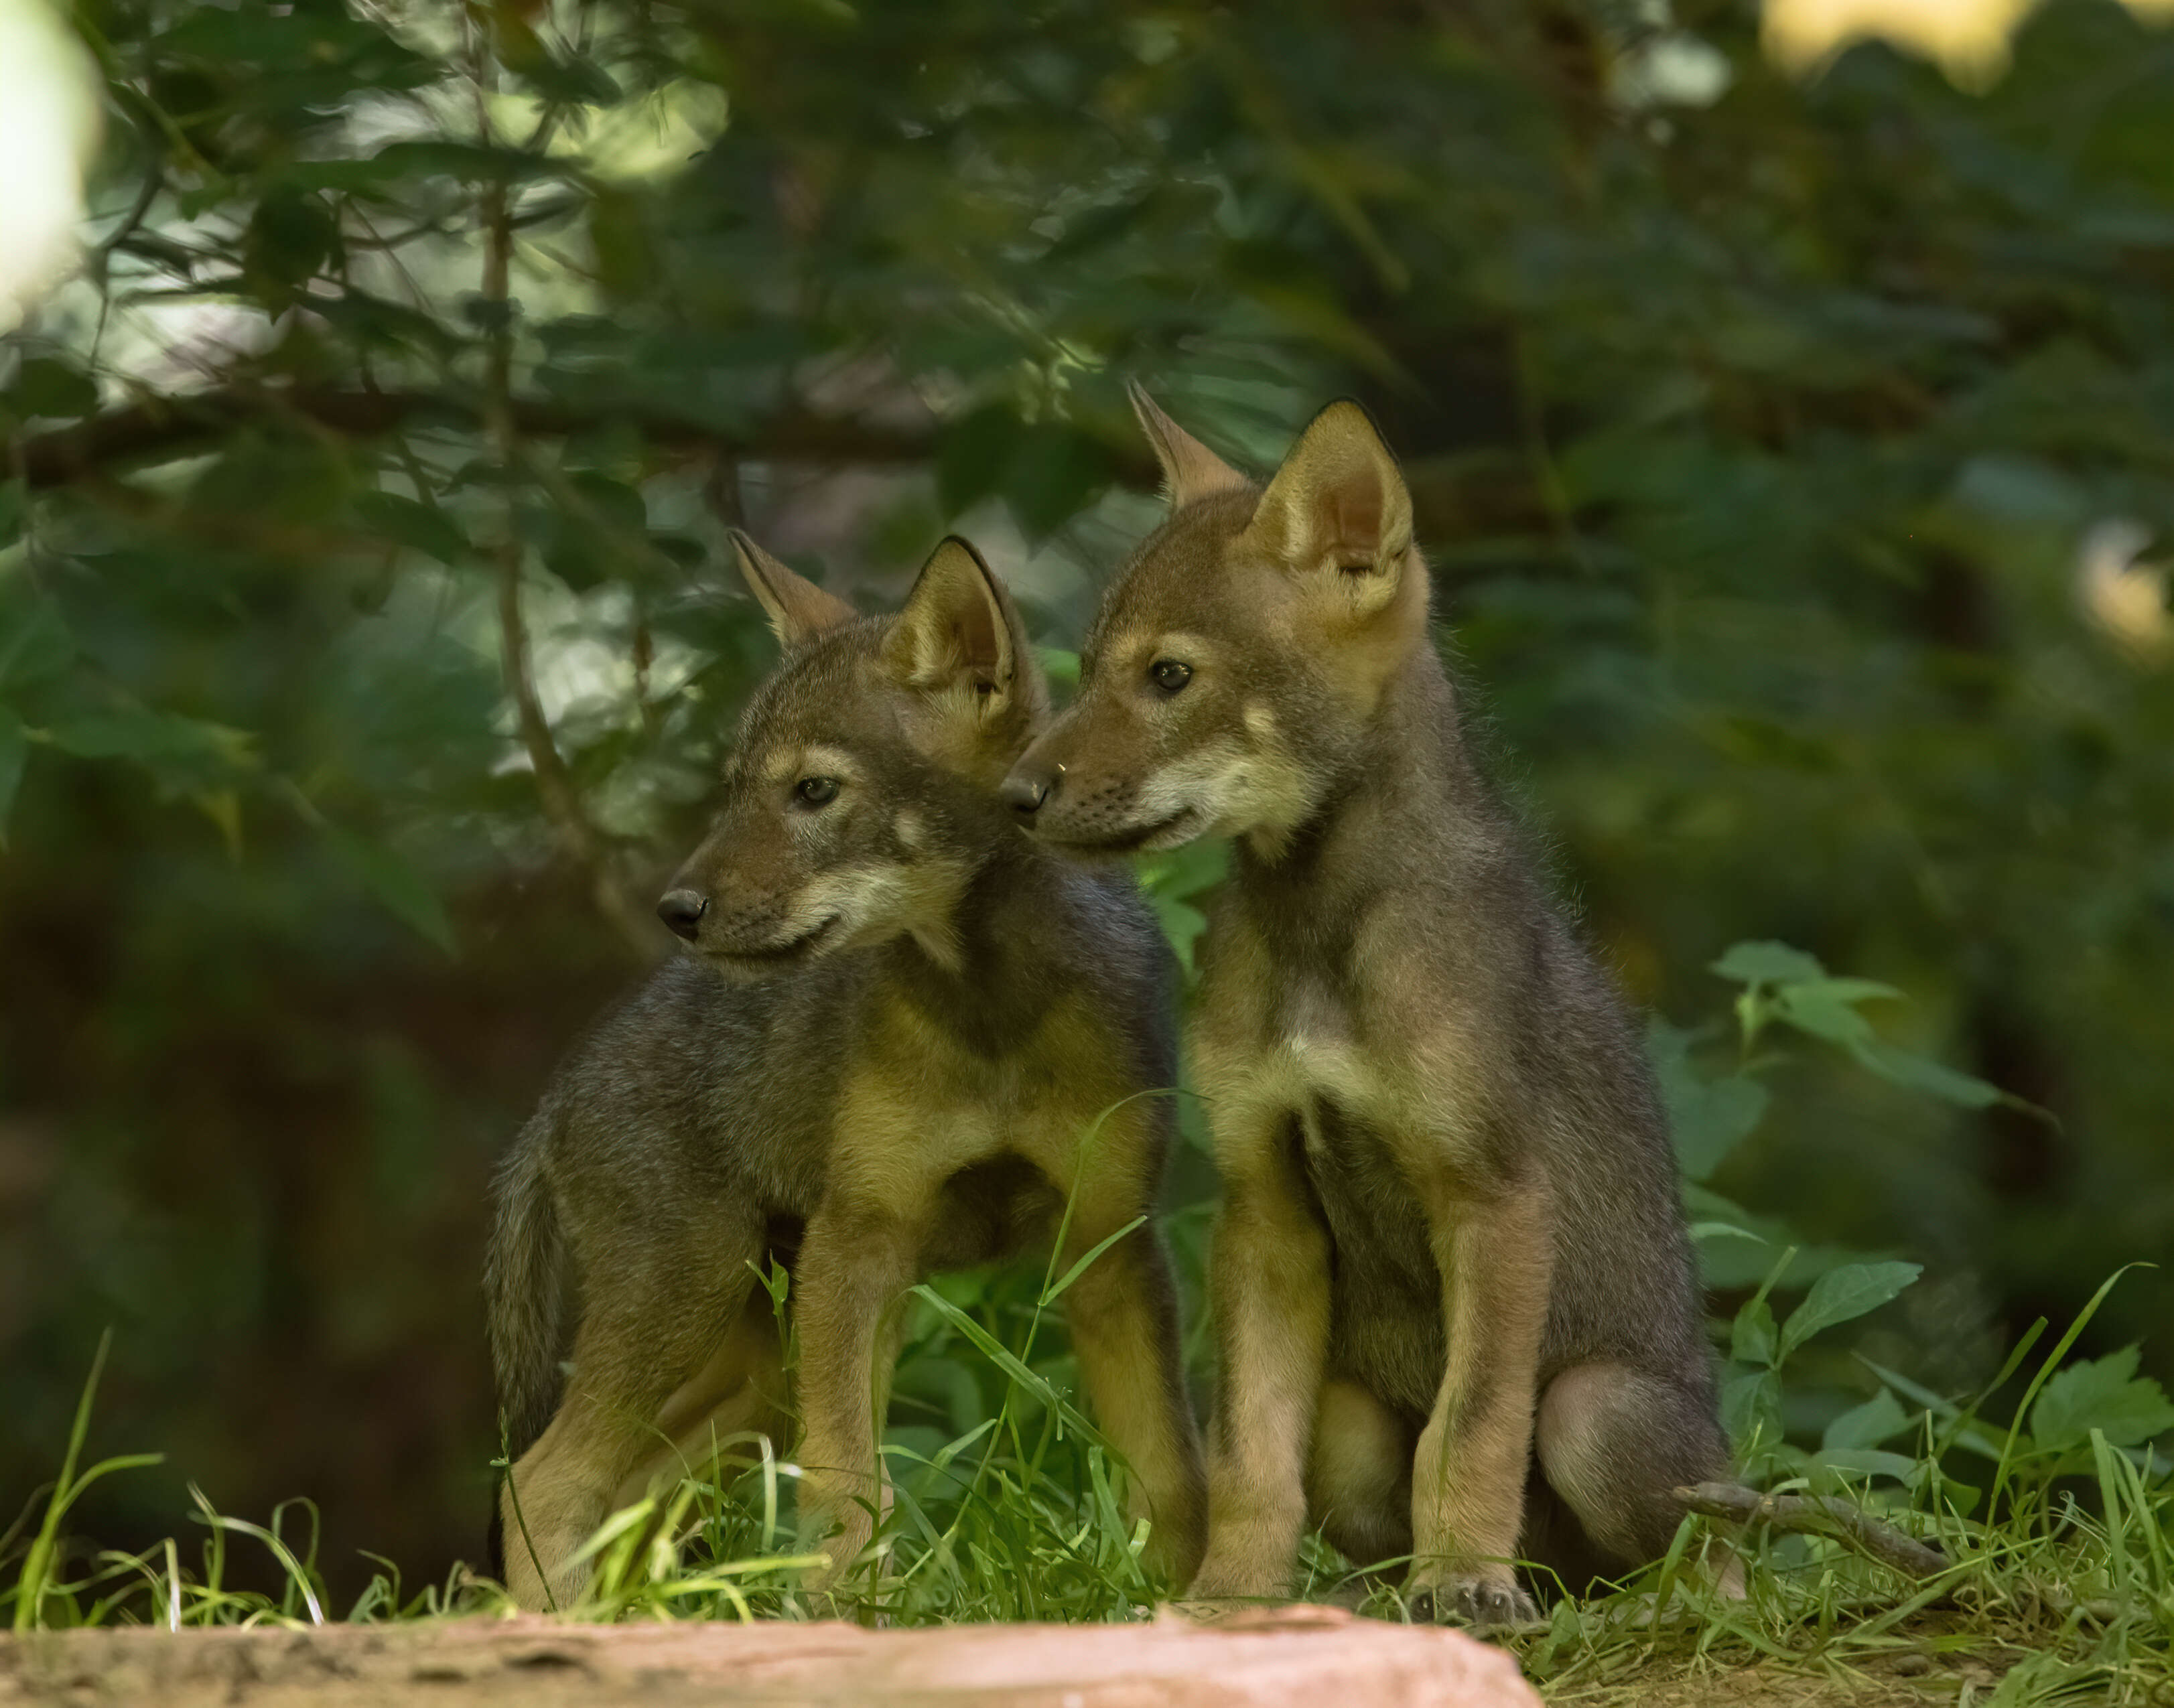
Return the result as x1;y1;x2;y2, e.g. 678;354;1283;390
1;1604;1540;1706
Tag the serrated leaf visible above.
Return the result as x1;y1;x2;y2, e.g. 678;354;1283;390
355;492;470;565
2029;1346;2174;1453
0;595;74;689
1778;1261;1921;1360
1823;1386;1912;1451
1710;940;1825;987
324;825;455;952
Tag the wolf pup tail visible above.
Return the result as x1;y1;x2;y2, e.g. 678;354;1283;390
483;1117;567;1464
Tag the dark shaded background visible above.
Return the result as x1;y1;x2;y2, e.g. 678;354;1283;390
3;0;2171;1604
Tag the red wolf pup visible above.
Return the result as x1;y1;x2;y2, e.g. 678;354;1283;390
1000;391;1728;1622
487;532;1205;1609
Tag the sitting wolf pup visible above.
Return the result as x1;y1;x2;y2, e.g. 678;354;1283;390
1001;392;1728;1622
486;532;1205;1610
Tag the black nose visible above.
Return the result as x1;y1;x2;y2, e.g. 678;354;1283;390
1001;764;1055;817
656;888;709;942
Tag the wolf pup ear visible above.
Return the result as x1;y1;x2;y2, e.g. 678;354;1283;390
882;537;1046;724
730;530;857;646
1129;381;1249;510
1243;400;1414;613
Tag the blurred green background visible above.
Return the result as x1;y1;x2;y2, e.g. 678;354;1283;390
3;0;2170;1603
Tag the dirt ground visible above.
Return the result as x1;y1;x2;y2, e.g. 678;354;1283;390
1;1604;1538;1707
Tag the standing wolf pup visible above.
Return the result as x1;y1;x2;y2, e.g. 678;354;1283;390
487;532;1205;1610
1002;391;1728;1622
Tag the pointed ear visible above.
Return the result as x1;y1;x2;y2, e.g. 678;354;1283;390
1243;400;1413;605
730;529;856;646
1129;380;1249;510
881;537;1042;715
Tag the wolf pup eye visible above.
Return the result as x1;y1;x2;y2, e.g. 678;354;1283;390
795;776;841;808
1150;659;1193;695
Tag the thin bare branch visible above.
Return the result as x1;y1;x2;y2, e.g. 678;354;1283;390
472;12;652;964
14;388;952;492
1676;1481;1954;1579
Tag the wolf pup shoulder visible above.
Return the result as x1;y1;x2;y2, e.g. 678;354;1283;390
1002;390;1727;1622
486;533;1205;1610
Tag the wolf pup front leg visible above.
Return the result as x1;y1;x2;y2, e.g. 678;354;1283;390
1024;1092;1207;1585
1186;1115;1333;1604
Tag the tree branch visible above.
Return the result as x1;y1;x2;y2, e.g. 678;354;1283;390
1676;1481;1954;1579
472;15;652;965
15;387;951;492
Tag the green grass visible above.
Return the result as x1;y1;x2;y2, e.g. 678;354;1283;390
5;1250;2171;1706
5;941;2169;1705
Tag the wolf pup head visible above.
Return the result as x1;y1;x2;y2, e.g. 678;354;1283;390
659;532;1047;976
1002;387;1427;859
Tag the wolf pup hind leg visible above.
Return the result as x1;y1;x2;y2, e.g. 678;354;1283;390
1004;388;1727;1620
486;532;1204;1609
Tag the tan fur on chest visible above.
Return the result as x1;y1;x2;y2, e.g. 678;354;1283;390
827;985;1141;1210
1191;912;1489;1195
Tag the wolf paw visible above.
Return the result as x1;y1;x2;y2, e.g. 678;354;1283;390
1406;1573;1536;1629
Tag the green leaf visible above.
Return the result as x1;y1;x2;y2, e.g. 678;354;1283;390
324;825;456;953
244;191;341;303
7;356;100;419
1851;1041;2005;1110
1709;940;1824;987
937;405;1018;519
2029;1346;2174;1453
1721;1367;1781;1453
1822;1386;1912;1451
1649;1020;1768;1182
1004;423;1116;543
1035;646;1080;691
1778;1261;1921;1360
1731;1295;1777;1368
1808;1447;1919;1486
1773;977;1900;1048
0;709;27;837
1145;891;1209;975
354;492;470;565
46;711;252;766
0;595;73;689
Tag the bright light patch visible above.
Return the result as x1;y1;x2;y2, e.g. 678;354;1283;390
0;0;101;328
1766;0;2174;84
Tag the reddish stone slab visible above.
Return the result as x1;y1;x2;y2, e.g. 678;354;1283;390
1;1604;1540;1707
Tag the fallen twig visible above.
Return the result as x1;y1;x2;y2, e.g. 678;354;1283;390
1676;1481;1952;1579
